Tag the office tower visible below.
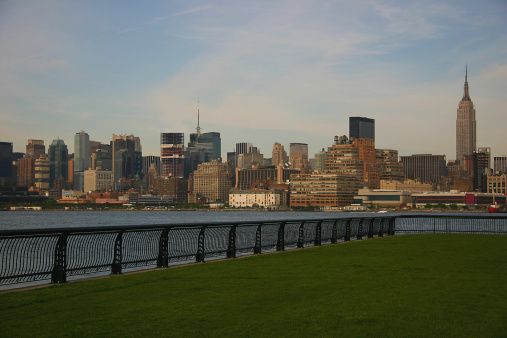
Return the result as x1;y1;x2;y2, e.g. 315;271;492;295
473;147;491;192
192;160;231;202
289;143;310;173
48;138;69;187
17;156;35;187
84;169;113;192
161;133;184;178
349;117;375;141
142;156;160;177
494;156;507;173
456;66;476;169
376;149;404;181
74;131;89;191
0;142;13;179
272;142;289;167
188;132;221;161
354;138;378;189
34;155;50;190
237;152;264;169
112;134;142;188
91;149;112;171
26;140;45;159
400;154;447;184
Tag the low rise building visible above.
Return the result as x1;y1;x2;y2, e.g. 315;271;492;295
229;189;283;209
84;169;113;193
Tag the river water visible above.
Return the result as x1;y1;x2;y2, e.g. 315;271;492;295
0;210;375;231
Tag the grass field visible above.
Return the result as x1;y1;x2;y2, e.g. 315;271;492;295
1;234;506;337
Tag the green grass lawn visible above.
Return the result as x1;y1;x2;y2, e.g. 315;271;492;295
1;234;506;337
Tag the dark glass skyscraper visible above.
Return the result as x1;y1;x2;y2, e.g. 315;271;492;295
48;138;68;187
349;117;375;141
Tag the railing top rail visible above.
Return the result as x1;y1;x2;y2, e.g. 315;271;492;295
1;213;505;237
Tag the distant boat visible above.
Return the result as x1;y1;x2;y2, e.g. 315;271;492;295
489;193;499;213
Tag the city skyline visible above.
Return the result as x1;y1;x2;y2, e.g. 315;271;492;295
1;1;506;159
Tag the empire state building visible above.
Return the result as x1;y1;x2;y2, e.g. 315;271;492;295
456;66;476;169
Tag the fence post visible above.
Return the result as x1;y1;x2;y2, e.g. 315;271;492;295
331;220;338;244
357;219;363;240
112;230;124;274
196;226;206;262
368;219;374;238
157;228;170;268
314;220;322;246
51;231;69;284
227;225;237;258
254;223;262;254
297;221;305;248
277;222;286;252
388;217;396;236
378;218;385;237
345;219;351;241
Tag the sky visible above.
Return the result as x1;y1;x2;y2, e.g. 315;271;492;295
1;0;506;161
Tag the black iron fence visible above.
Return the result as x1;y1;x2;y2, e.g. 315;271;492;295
1;214;506;287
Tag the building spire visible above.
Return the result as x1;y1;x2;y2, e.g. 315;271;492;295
462;64;471;101
196;98;202;136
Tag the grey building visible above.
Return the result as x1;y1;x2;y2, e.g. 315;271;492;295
349;117;375;141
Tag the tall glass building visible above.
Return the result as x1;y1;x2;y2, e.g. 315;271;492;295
349;117;375;141
48;138;68;187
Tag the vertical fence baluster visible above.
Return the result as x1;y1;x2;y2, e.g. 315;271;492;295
389;217;396;236
227;225;237;258
51;231;69;284
157;228;170;268
112;230;124;274
254;223;262;254
196;226;206;262
345;219;351;241
368;219;374;238
378;218;385;237
331;220;338;244
297;221;305;248
357;219;363;240
277;222;286;252
314;221;322;246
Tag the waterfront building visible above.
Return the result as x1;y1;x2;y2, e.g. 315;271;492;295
272;142;289;167
349;117;375;141
26;139;45;159
229;189;282;209
487;173;506;195
83;169;113;192
290;173;363;208
400;154;447;184
34;155;50;190
192;160;231;203
354;188;413;208
289;143;310;173
160;133;184;178
235;165;299;190
48;138;68;187
324;139;363;180
380;179;433;191
456;66;476;169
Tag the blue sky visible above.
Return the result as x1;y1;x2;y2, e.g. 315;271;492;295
1;0;506;161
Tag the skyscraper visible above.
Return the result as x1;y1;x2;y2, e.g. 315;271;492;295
48;138;69;187
74;131;90;191
272;142;288;167
456;66;476;169
289;143;310;173
26;140;45;159
112;134;142;188
160;133;184;178
349;117;375;141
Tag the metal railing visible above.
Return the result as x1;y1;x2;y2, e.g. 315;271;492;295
1;214;506;286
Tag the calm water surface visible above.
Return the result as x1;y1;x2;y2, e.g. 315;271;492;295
0;210;372;230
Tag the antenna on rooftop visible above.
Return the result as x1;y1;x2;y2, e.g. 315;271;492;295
196;98;202;136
